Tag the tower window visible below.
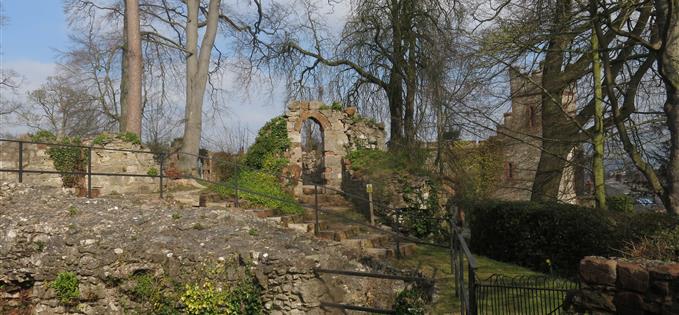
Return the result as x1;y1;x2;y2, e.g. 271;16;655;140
528;106;537;128
504;162;514;180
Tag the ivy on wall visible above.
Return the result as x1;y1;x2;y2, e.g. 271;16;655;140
31;131;85;188
244;116;290;170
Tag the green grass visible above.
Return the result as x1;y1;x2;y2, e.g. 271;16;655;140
389;245;569;314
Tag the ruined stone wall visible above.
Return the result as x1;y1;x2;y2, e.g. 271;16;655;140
0;184;402;314
575;256;678;314
0;139;159;195
284;101;386;197
489;70;578;203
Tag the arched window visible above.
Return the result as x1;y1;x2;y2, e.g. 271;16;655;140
527;106;537;128
504;161;514;180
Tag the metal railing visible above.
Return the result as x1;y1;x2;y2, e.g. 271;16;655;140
475;274;579;314
0;138;166;198
449;206;479;315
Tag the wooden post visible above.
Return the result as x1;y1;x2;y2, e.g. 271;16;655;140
367;184;374;225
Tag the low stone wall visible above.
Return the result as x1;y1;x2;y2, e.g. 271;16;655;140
576;256;679;314
0;139;159;196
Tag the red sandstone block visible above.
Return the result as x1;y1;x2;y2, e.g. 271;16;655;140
649;264;679;280
581;257;617;286
617;262;650;293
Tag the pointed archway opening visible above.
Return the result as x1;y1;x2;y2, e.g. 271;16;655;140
300;118;325;185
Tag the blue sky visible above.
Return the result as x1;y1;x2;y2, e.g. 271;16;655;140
0;0;295;144
1;0;69;63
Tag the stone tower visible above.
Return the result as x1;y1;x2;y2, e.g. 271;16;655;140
489;69;578;203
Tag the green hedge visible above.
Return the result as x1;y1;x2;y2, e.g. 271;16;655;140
467;200;678;276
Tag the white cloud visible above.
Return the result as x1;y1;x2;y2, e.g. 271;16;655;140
1;59;57;92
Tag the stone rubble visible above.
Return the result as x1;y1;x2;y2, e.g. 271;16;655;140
0;184;404;314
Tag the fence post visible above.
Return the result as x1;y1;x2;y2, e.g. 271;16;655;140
449;211;458;299
18;141;23;183
367;184;374;225
234;164;240;208
159;153;164;199
314;184;320;236
87;146;92;198
469;263;477;315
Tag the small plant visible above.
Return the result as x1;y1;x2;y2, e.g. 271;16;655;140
34;240;46;252
248;228;258;236
132;273;156;301
172;213;182;220
116;132;141;145
147;167;159;177
92;133;113;146
192;223;205;230
330;101;343;111
67;206;78;216
51;272;79;305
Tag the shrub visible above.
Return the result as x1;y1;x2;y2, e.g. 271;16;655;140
244;116;289;170
467;200;679;276
623;226;679;262
346;147;430;177
180;279;262;315
393;288;427;315
51;272;79;304
210;169;303;215
608;195;635;213
116;132;141;145
31;130;57;143
92;133;114;145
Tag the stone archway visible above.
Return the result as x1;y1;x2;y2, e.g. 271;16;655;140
285;101;347;196
284;100;387;198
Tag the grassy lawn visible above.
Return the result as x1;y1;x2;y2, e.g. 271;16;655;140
388;245;572;314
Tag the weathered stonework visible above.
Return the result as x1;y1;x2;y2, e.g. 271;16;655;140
488;70;578;203
284;101;386;197
573;256;679;314
0;138;159;196
0;184;404;314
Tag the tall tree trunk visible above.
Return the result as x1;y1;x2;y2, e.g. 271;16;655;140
591;23;607;209
387;71;405;147
124;0;143;136
656;0;679;215
179;0;221;175
119;7;129;132
531;0;579;201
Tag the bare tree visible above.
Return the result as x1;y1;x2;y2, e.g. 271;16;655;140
20;75;104;137
267;0;460;147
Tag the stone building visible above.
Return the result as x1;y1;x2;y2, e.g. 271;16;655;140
489;69;578;203
283;101;386;197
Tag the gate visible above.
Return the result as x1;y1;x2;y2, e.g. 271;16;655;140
475;274;579;314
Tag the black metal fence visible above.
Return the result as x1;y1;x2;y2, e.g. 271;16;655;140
0;138;166;198
475;274;579;315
